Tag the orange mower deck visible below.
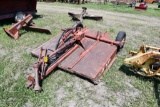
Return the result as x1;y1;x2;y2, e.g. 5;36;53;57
32;29;117;83
27;22;126;92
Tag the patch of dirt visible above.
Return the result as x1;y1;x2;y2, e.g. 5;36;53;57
52;76;140;107
0;44;8;59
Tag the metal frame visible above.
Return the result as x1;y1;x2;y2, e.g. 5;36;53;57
0;0;37;20
124;45;160;77
68;7;103;22
26;23;126;92
3;14;51;39
135;2;148;11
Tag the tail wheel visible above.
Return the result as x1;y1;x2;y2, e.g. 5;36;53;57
115;31;126;52
15;12;26;22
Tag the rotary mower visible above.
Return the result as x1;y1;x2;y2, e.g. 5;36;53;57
26;22;126;92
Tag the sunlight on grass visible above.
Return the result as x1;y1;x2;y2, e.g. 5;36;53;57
0;2;159;107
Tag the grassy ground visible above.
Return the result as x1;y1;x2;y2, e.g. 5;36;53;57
46;2;160;17
0;2;160;107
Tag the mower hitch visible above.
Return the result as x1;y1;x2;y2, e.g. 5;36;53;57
26;22;126;92
3;14;51;39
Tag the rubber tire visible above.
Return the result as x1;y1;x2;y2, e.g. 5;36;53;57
15;12;26;22
158;5;160;8
115;31;126;52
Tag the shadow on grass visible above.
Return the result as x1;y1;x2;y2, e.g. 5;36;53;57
59;68;98;85
154;8;160;10
0;18;15;26
119;65;160;107
32;14;43;20
39;68;58;92
39;67;96;92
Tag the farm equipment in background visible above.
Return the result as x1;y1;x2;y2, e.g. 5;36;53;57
158;0;160;8
144;0;154;3
124;45;160;79
26;22;126;92
0;0;37;22
135;2;148;10
68;7;103;22
115;0;136;7
3;14;51;39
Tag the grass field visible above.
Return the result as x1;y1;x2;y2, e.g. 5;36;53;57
0;2;160;107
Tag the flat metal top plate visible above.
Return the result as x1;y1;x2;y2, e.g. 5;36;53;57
31;29;117;81
59;37;117;80
31;35;60;57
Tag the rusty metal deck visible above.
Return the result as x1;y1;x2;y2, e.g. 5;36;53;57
31;29;117;83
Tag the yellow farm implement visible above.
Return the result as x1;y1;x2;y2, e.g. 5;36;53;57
124;45;160;78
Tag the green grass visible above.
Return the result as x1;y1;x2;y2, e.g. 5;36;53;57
0;2;160;107
46;2;160;17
